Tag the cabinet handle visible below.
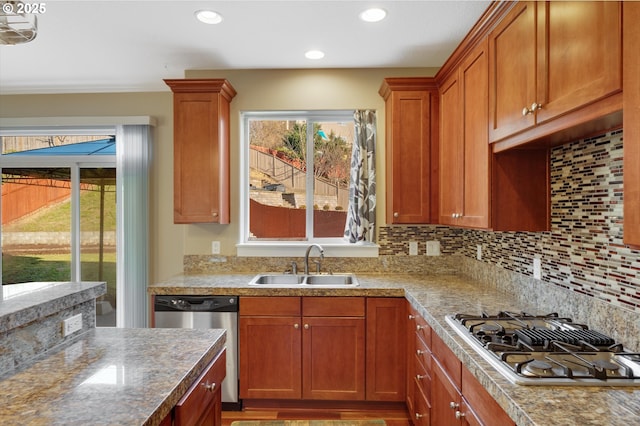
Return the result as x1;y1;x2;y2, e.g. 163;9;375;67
294;323;299;329
455;411;466;420
449;401;460;410
304;324;309;329
201;381;216;392
522;102;543;116
393;212;399;218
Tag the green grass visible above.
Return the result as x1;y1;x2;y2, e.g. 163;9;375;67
2;252;117;304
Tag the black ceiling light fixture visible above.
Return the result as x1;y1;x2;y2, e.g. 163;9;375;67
0;1;38;45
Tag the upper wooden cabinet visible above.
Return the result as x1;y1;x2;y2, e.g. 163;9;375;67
165;79;236;224
440;40;490;229
623;2;640;248
488;1;622;148
380;78;439;224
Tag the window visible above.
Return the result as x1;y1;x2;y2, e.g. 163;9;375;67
239;111;378;257
1;122;151;328
1;135;117;326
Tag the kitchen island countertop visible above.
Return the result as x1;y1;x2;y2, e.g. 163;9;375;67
0;327;226;426
148;272;640;426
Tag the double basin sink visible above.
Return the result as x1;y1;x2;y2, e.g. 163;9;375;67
249;273;359;288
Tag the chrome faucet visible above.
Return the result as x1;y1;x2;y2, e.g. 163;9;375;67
304;244;324;274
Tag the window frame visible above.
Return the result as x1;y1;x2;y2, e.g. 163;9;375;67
238;110;378;257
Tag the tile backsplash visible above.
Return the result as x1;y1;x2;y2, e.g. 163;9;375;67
379;129;640;313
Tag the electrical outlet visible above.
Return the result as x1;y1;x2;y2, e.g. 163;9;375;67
211;241;221;255
426;240;441;256
409;241;418;256
62;314;83;337
476;244;482;260
533;258;542;280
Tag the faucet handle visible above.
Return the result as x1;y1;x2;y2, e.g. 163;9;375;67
292;261;298;274
313;260;322;274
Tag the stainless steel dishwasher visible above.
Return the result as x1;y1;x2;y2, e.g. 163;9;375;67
154;295;239;408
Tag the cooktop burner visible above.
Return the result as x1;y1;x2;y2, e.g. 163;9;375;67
445;311;640;386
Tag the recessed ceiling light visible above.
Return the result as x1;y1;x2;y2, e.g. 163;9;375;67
195;10;223;25
305;50;325;60
359;8;387;23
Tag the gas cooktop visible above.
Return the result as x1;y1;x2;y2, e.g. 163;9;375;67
445;311;640;386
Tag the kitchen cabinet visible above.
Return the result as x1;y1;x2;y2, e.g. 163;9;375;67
624;2;640;248
406;304;513;426
439;40;490;229
379;78;439;224
164;79;236;224
365;298;406;401
488;1;622;149
239;296;365;400
439;38;549;231
174;349;226;426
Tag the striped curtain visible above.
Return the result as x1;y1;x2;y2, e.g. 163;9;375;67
344;110;377;243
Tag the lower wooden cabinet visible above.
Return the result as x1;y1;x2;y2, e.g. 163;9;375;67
240;296;366;400
240;296;405;402
160;348;226;426
406;302;515;426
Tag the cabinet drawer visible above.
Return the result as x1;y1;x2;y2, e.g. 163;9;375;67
415;333;432;372
240;296;300;316
432;332;462;389
462;366;514;425
174;349;226;426
415;315;431;349
303;297;365;317
413;382;431;426
414;353;431;402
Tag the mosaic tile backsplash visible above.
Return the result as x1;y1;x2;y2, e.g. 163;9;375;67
379;129;640;313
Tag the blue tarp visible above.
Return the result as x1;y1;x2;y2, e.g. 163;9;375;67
6;138;115;156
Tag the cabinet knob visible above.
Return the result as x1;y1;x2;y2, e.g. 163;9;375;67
408;314;416;320
393;212;399;218
304;324;309;329
455;411;466;420
449;401;460;410
416;349;425;356
416;324;424;331
212;212;218;217
531;102;543;112
416;374;426;380
201;381;216;392
294;323;299;329
415;413;424;419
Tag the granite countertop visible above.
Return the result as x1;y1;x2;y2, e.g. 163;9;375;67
0;327;226;426
1;281;106;333
148;273;640;426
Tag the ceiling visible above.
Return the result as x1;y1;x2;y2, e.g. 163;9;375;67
0;1;491;95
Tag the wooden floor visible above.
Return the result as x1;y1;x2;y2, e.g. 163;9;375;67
222;406;411;426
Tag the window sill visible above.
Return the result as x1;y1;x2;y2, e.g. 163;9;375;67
236;241;379;257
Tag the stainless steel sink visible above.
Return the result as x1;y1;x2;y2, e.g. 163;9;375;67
249;273;359;287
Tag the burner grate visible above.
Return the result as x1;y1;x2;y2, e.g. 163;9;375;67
515;329;615;347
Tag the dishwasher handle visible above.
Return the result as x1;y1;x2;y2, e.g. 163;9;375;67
154;295;238;312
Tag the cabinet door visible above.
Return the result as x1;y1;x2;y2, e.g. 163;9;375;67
459;41;490;229
302;316;365;400
431;359;463;426
461;366;514;426
365;298;406;401
623;2;640;247
439;72;463;226
488;1;537;142
535;1;621;124
165;79;235;224
174;349;226;426
239;316;302;399
380;78;439;224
